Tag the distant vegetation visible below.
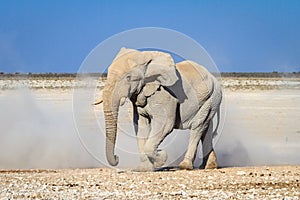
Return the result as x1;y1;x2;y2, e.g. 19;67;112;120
221;72;300;78
0;73;106;80
0;72;299;79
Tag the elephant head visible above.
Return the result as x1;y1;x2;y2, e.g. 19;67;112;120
102;47;178;166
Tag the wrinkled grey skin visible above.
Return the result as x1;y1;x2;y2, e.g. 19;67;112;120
95;48;222;171
132;62;222;171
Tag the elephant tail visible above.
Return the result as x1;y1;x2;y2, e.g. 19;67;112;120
212;105;221;139
93;96;103;105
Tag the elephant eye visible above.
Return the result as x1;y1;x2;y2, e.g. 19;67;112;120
126;75;131;81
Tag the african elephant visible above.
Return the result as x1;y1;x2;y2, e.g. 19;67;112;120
94;47;222;171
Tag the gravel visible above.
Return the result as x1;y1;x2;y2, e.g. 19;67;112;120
0;166;299;199
0;79;105;90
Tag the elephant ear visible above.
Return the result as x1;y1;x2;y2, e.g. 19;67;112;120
142;51;178;86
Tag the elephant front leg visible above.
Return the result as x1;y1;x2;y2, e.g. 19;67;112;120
143;119;173;169
134;114;155;172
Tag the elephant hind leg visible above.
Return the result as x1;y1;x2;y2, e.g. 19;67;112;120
179;99;213;170
203;150;217;169
178;130;201;170
179;124;209;170
200;120;217;169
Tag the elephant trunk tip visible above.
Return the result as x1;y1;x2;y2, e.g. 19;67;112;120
107;155;119;166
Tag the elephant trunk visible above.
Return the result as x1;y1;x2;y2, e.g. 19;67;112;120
103;88;120;166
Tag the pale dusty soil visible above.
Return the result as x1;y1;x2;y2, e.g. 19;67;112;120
0;77;299;90
0;166;299;199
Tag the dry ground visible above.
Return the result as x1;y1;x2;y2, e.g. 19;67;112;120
0;166;299;199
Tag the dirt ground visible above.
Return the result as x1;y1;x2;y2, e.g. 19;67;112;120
0;77;300;199
0;166;299;199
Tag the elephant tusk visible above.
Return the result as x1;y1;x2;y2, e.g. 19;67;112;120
93;97;103;105
120;97;127;106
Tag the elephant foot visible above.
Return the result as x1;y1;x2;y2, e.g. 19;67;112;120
179;159;193;170
204;151;217;169
133;157;155;172
153;150;168;168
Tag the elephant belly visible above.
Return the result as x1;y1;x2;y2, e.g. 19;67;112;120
173;95;200;130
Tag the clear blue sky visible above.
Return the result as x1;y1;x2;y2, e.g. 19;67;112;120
0;0;299;72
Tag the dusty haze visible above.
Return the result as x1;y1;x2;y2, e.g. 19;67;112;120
0;77;299;169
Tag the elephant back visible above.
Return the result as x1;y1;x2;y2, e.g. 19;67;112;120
176;60;214;103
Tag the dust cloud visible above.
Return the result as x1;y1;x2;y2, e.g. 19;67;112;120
0;89;99;169
215;90;300;167
0;88;299;169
